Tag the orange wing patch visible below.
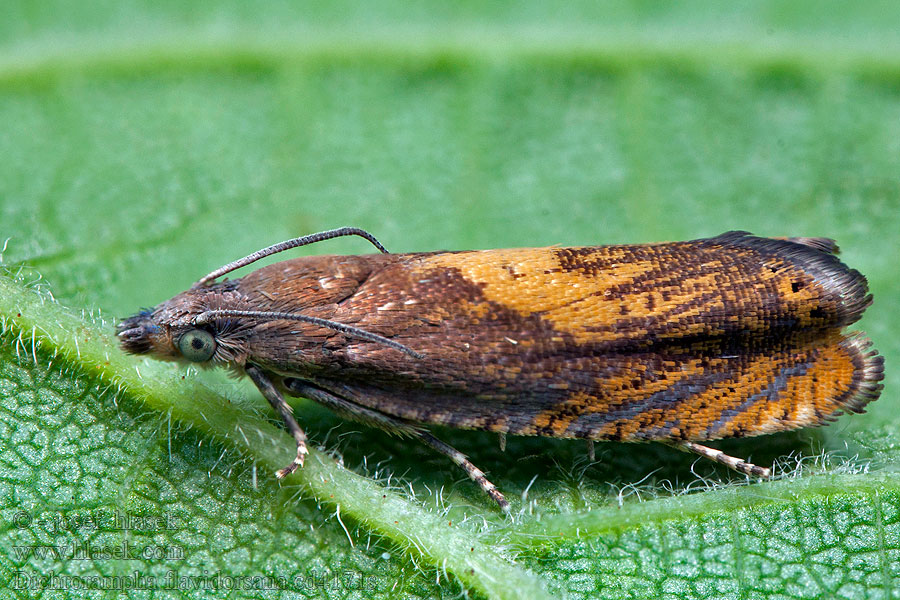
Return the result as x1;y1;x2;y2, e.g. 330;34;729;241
422;248;656;343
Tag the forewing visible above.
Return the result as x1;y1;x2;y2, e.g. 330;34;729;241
298;232;881;441
306;329;881;442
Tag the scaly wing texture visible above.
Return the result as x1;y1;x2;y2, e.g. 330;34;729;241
236;232;883;442
313;330;881;442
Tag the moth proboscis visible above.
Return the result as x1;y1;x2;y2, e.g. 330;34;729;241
118;227;884;511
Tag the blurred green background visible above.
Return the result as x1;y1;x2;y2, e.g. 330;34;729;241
2;2;898;598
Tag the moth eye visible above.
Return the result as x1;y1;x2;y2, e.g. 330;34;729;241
177;329;216;362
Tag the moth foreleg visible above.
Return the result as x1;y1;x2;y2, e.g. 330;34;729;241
671;441;771;478
284;379;509;511
246;364;308;478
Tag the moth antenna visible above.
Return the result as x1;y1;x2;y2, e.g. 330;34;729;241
193;309;422;358
194;227;389;286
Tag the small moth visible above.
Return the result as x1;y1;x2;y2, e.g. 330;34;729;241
118;228;884;510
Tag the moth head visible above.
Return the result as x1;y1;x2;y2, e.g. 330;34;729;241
117;285;253;367
118;282;421;366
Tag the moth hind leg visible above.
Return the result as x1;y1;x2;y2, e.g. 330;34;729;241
415;430;509;511
284;379;509;511
670;441;771;478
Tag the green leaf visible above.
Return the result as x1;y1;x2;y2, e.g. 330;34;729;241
1;3;898;598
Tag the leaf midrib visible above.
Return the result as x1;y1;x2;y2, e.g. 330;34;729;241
4;27;900;86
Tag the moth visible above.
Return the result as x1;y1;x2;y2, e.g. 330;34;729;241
118;228;883;510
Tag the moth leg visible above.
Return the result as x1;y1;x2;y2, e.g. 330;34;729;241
414;430;510;512
245;364;308;478
672;441;771;478
285;379;509;511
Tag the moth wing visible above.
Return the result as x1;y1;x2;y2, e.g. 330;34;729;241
306;331;882;442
